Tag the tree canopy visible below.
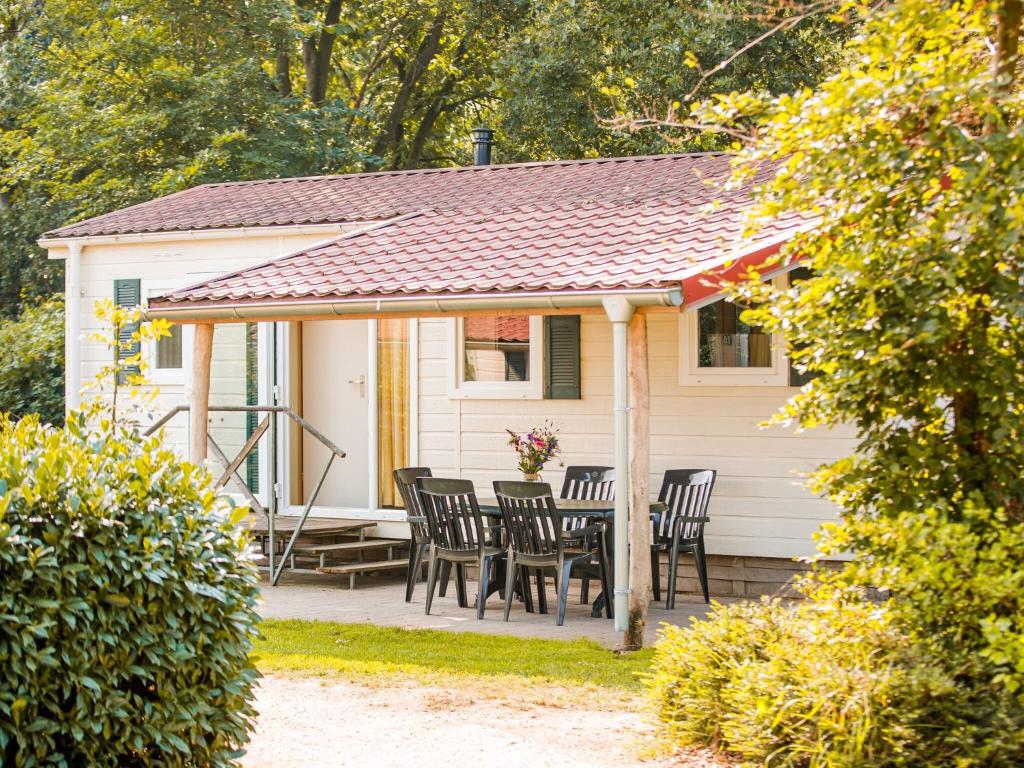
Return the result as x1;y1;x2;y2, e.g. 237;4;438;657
642;0;1024;762
0;0;843;316
497;0;844;160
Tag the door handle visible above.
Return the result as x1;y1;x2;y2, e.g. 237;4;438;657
348;375;366;397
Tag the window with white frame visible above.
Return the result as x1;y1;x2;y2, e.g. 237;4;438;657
143;285;191;384
679;278;789;386
154;324;183;370
449;315;544;399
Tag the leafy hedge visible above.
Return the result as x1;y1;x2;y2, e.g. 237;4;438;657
649;591;1024;767
0;415;260;766
0;298;65;426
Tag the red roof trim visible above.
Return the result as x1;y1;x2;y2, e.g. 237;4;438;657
679;239;798;306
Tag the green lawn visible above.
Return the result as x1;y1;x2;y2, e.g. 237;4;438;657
254;619;654;692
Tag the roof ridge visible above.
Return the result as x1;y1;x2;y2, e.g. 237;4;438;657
195;151;730;190
41;151;741;239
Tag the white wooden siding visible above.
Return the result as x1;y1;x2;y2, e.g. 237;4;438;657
417;314;855;559
67;232;347;460
64;233;855;560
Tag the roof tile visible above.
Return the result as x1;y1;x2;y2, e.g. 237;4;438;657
152;198;807;308
47;153;741;238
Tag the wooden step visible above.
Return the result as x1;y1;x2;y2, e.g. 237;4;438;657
296;539;404;554
317;558;408;576
248;519;376;537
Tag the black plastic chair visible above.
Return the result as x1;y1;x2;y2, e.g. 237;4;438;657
652;469;716;607
394;466;452;602
559;465;615;530
418;477;504;619
494;480;610;626
560;466;615;604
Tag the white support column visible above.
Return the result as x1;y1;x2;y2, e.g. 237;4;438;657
603;296;635;632
65;242;83;413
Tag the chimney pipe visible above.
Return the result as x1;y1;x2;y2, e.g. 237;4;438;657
470;127;494;166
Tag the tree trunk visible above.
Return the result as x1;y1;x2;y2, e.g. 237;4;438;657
404;82;453;169
993;0;1022;86
368;8;447;164
303;0;342;104
403;32;475;169
276;51;292;97
625;312;652;650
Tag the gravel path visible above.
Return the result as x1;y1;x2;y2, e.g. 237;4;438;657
241;675;714;768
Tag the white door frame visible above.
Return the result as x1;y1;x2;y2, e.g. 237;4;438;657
279;318;417;521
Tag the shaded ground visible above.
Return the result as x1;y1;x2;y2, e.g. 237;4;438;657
242;675;729;768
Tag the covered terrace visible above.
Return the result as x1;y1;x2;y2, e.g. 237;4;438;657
145;192;806;645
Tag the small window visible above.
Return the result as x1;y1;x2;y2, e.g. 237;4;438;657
145;284;191;384
679;278;788;386
697;299;772;369
154;324;183;369
463;316;532;382
449;316;543;399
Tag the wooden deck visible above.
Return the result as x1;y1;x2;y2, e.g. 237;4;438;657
246;515;406;589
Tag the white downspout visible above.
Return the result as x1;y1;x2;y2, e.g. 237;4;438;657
65;242;83;413
603;296;635;632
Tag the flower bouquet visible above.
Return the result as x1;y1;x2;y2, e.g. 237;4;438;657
506;422;563;481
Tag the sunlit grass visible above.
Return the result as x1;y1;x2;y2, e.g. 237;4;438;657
254;619;654;695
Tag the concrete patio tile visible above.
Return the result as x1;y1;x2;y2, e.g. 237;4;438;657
257;571;734;647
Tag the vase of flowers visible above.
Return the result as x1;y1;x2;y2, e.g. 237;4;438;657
506;422;562;481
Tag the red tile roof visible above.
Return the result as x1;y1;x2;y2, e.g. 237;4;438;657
46;153;742;238
150;198;808;309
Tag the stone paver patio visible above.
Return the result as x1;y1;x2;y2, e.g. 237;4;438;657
258;570;729;646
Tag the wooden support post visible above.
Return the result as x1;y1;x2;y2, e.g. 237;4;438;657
625;312;651;650
190;322;214;464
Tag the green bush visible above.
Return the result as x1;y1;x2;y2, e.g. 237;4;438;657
0;298;65;426
648;591;1024;767
0;415;260;766
649;599;904;767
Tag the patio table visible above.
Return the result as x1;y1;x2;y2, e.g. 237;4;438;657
476;497;666;618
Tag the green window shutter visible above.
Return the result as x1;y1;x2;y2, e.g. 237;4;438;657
244;322;260;493
545;315;581;399
787;267;818;387
113;279;141;382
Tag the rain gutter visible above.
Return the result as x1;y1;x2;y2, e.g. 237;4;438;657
143;287;684;322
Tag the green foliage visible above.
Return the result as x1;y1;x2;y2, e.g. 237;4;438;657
643;0;1024;764
0;297;64;425
281;0;529;170
497;0;845;160
649;599;919;767
651;591;1024;766
0;414;261;766
2;0;320;221
82;298;171;427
